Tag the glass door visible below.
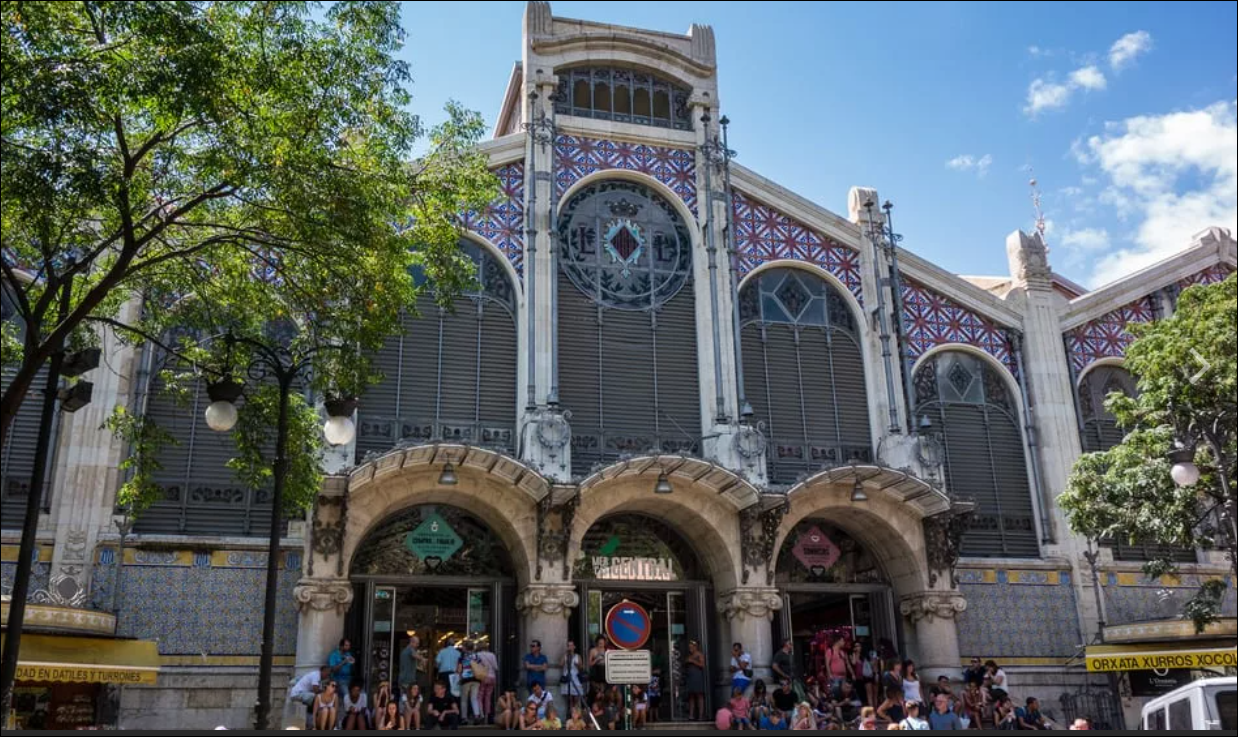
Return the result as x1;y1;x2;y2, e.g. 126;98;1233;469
667;591;687;721
369;586;397;688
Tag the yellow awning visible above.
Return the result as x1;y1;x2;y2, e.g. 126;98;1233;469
1085;640;1237;672
0;633;159;685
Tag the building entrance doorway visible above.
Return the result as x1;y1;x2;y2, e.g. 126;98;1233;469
773;519;899;691
347;505;519;699
571;514;715;722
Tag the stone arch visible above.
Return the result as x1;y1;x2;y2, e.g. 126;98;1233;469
779;465;954;597
910;342;1024;417
557;168;702;246
738;258;866;335
1075;355;1126;387
344;444;550;588
462;229;524;302
569;455;758;591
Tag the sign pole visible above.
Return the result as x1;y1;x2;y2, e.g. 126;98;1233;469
624;684;630;731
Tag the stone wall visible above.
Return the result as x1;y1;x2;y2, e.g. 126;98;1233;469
956;566;1083;659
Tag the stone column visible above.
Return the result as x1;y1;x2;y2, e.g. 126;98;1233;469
717;588;781;686
899;591;966;684
516;584;577;705
292;580;354;671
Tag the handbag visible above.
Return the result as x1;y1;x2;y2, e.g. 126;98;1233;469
449;673;461;698
472;658;489;683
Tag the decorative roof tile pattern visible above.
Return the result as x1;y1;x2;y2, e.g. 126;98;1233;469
901;279;1017;374
731;191;863;302
463;162;525;272
1063;296;1157;374
554;134;697;215
1177;262;1234;290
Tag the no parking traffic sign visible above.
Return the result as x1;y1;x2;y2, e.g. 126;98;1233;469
604;600;652;650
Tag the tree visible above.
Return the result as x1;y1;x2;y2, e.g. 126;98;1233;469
1060;274;1237;631
1;1;496;448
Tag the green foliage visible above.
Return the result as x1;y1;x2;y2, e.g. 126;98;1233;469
1061;274;1238;632
2;1;499;516
227;383;323;516
104;404;175;515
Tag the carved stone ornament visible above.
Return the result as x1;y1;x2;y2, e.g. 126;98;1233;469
717;588;784;622
899;592;967;624
515;584;580;619
923;507;973;588
293;580;355;615
309;493;348;578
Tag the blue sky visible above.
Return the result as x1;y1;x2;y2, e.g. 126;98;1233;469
397;1;1237;289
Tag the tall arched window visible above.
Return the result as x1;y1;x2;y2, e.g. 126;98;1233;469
355;240;518;459
1077;364;1137;453
739;268;872;485
557;180;700;477
1077;364;1195;563
914;351;1037;558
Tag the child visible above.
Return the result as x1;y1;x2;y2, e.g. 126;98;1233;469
566;706;588;731
541;704;563;730
760;708;790;731
729;686;752;730
590;696;609;730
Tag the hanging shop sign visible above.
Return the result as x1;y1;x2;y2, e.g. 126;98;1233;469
404;513;463;567
793;526;841;576
1084;645;1237;672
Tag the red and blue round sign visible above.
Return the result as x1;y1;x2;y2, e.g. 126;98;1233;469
604;600;652;650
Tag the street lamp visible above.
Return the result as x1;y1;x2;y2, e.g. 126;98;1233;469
1169;446;1200;488
201;335;355;730
654;472;674;494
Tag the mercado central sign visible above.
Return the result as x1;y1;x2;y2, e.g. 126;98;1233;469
591;556;677;582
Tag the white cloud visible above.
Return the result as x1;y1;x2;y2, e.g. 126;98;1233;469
1109;31;1153;71
1025;66;1107;116
1070;65;1107;91
946;153;993;178
1058;186;1085;197
1082;101;1237;285
1060;227;1111;252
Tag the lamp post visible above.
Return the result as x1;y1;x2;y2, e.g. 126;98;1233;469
202;334;356;730
1168;441;1237;577
0;275;100;722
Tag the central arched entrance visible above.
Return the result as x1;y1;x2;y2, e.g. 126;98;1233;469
772;519;898;683
570;513;714;722
347;503;519;695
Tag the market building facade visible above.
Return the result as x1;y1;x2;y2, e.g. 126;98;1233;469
2;2;1235;729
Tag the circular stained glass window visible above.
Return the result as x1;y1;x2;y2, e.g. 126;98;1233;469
557;180;692;310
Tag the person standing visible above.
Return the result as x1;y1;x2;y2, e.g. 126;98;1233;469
398;636;421;693
587;636;609;687
474;640;499;724
561;639;584;710
328;639;357;695
825;638;851;693
522;640;549;695
772;639;796;684
684;640;707;721
456;641;481;725
436;639;462;687
425;680;460;730
731;642;753;696
902;660;923;708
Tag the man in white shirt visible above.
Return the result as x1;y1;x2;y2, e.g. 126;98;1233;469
288;665;330;728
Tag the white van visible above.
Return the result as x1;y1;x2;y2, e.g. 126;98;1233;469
1141;676;1236;730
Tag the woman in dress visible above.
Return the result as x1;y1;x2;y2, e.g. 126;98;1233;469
851;641;875;705
684;640;707;721
561;639;584;711
313;681;339;732
588;636;608;687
